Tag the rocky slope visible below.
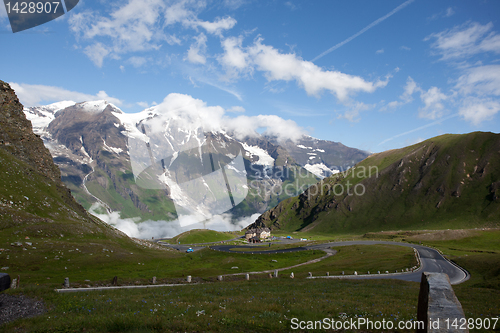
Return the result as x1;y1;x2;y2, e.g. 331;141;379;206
0;80;126;240
249;132;500;233
266;135;369;178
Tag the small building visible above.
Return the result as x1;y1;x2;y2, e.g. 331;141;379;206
245;227;271;241
249;236;261;243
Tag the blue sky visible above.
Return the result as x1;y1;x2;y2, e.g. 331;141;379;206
1;0;499;153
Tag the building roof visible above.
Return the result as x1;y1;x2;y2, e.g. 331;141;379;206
245;227;271;234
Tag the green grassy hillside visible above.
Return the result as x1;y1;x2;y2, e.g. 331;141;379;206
166;229;238;244
252;132;500;234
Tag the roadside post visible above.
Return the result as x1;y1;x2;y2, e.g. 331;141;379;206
0;273;10;292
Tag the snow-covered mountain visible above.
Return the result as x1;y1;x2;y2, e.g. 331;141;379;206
268;135;369;178
23;101;368;227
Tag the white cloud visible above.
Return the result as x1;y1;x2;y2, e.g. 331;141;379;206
459;98;500;125
69;0;237;67
248;38;388;102
219;36;251;79
376;48;384;54
429;7;456;21
90;203;258;239
453;65;500;125
285;2;297;10
128;56;148;68
445;7;455;17
9;82;123;107
386;76;419;109
165;0;196;25
153;93;226;133
150;92;306;142
227;106;245;113
400;45;411;51
84;42;110;68
229;114;306;141
223;0;247;10
403;77;419;99
456;65;500;96
385;77;450;120
186;33;208;64
216;36;389;107
71;0;165;55
418;86;448;119
187;16;237;36
220;36;248;69
338;102;374;122
165;34;182;45
426;21;500;60
137;101;150;108
423;22;500;125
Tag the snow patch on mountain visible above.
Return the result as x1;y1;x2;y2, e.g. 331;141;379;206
102;139;123;155
304;163;339;179
24;100;76;132
111;111;150;143
74;100;118;113
240;142;275;166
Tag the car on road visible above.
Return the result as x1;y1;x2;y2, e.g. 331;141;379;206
186;248;193;253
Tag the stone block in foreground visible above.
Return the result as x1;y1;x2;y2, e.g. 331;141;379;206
417;272;468;333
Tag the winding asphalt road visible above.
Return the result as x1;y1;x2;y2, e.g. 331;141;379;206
210;240;469;285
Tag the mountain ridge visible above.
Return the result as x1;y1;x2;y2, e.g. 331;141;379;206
23;99;368;228
249;132;500;233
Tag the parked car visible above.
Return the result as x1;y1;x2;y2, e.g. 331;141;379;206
186;248;193;253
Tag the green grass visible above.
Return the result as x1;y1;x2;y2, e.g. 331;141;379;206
0;241;326;287
281;244;417;278
165;229;237;244
257;132;500;235
412;229;500;255
1;229;499;332
1;279;423;333
0;149;86;225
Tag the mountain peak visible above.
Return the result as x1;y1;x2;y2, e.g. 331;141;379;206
73;100;121;114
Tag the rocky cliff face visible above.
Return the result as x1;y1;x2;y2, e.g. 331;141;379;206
0;80;61;183
0;80;101;229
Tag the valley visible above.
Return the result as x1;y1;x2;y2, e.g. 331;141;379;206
2;1;500;331
1;79;499;332
24;100;367;232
